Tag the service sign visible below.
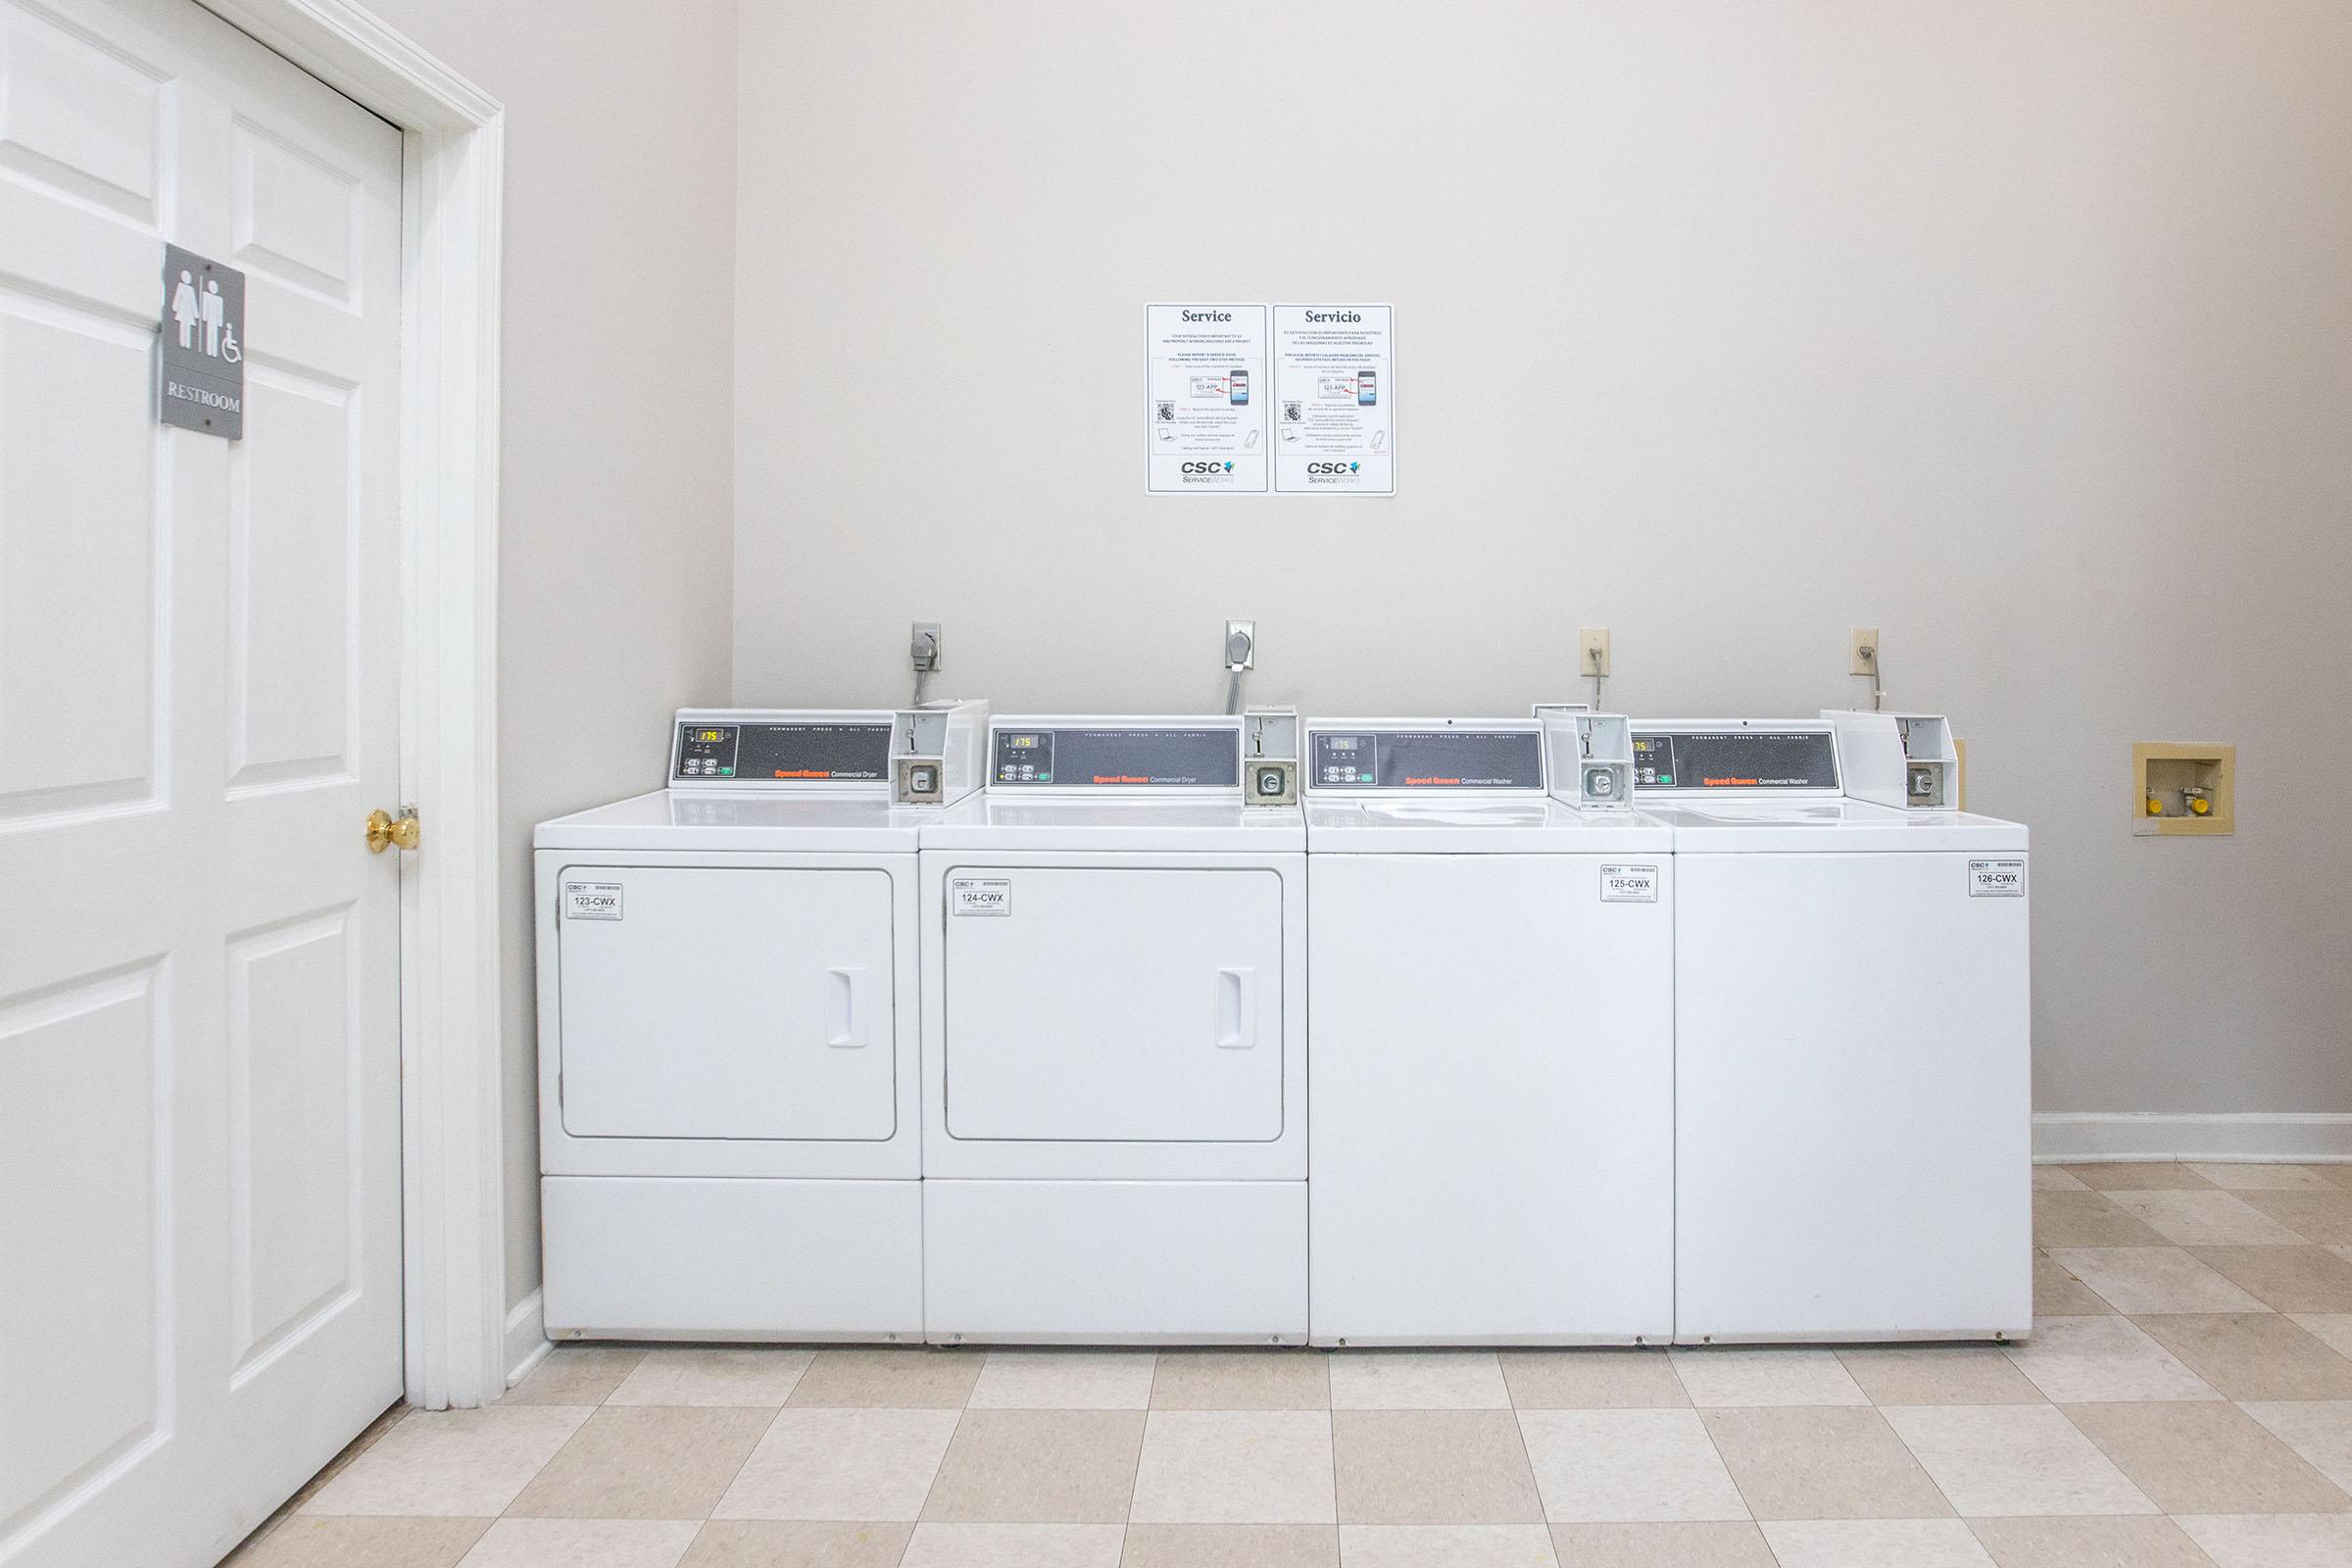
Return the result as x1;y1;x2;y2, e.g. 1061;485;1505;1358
1272;303;1393;494
1146;304;1269;493
158;244;245;439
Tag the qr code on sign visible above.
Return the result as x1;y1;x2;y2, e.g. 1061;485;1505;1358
1156;401;1175;420
1284;401;1302;421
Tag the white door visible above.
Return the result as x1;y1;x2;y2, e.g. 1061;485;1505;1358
0;0;405;1563
943;867;1286;1143
556;865;900;1140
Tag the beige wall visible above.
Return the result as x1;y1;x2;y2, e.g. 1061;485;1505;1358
360;0;739;1311
733;2;2352;1119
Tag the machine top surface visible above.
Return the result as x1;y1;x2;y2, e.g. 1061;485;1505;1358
1637;796;2026;851
920;791;1303;852
1303;795;1671;853
535;789;935;853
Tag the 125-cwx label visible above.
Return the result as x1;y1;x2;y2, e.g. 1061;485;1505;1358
1599;864;1660;903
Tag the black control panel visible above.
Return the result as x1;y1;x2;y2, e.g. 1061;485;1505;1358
1631;729;1838;791
1308;729;1544;790
991;726;1241;788
673;721;892;782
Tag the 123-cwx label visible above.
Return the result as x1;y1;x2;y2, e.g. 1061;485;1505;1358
951;877;1011;916
1599;864;1660;903
1968;859;2027;898
563;881;623;920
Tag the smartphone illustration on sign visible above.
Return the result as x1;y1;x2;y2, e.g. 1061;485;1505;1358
1357;369;1377;406
1230;368;1250;406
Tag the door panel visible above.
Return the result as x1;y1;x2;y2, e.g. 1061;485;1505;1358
0;0;404;1563
944;866;1285;1142
558;865;899;1141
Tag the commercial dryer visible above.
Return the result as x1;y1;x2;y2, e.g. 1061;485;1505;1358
532;702;985;1340
1304;713;1674;1345
917;711;1305;1343
1634;716;2030;1343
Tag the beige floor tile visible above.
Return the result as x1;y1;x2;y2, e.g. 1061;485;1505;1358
2033;1193;2166;1249
230;1515;492;1568
711;1406;960;1521
1129;1410;1337;1524
2293;1312;2352;1359
1668;1348;1867;1407
1329;1350;1509;1410
2188;1246;2352;1313
2239;1191;2352;1244
2242;1400;2352;1494
1117;1523;1340;1566
969;1350;1156;1410
2062;1164;2214;1192
1878;1404;2155;1517
1498;1350;1687;1410
2043;1248;2270;1315
455;1519;700;1568
2189;1163;2341;1192
676;1521;913;1567
2133;1313;2352;1400
1837;1347;2044;1406
2109;1192;2309;1247
507;1406;772;1521
1151;1350;1330;1410
2033;1254;2115;1317
303;1406;594;1517
920;1409;1145;1523
2059;1399;2347;1514
1965;1514;2216;1567
898;1522;1125;1567
1760;1519;1993;1566
2000;1316;2220;1403
2032;1168;2088;1192
1336;1524;1556;1566
787;1348;985;1408
502;1348;647;1408
606;1348;814;1407
1516;1409;1748;1523
1547;1521;1775;1566
1700;1406;1951;1520
2175;1512;2352;1568
1331;1410;1542;1525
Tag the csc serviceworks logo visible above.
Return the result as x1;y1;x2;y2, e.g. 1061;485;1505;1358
1181;461;1236;474
1306;462;1361;475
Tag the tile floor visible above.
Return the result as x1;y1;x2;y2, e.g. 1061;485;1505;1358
225;1162;2352;1567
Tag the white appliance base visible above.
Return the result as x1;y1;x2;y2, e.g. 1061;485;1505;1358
923;1179;1307;1344
541;1175;922;1341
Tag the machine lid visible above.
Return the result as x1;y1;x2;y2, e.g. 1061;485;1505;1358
1640;797;2028;852
1303;718;1546;795
918;792;1303;852
1630;719;1843;798
669;709;899;794
983;714;1249;795
1303;796;1673;853
536;790;928;852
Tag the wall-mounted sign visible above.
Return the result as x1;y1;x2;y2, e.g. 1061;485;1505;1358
1272;303;1392;495
159;244;244;439
1145;303;1269;493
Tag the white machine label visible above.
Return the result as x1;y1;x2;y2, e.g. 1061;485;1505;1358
1599;864;1660;903
562;880;623;920
1969;858;2027;898
951;877;1012;916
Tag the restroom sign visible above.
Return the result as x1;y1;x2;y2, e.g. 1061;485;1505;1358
158;244;245;439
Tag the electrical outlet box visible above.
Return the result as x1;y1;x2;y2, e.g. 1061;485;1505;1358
1579;627;1610;678
1849;627;1879;677
1224;620;1255;671
2133;743;2234;836
910;621;942;671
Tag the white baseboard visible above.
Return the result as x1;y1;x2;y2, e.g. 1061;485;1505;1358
2034;1112;2352;1164
504;1290;550;1390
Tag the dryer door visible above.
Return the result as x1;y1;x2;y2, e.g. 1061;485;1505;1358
943;866;1286;1142
556;864;898;1140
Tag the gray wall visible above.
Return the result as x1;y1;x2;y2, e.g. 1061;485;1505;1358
357;0;739;1313
733;1;2352;1117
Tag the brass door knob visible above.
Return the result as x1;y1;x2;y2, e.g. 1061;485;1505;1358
366;808;420;853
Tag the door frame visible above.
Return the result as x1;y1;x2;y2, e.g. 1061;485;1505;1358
197;0;511;1409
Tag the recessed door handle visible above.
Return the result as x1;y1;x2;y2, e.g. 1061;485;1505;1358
826;966;867;1049
1214;967;1256;1050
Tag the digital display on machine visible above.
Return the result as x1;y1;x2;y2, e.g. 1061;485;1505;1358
674;721;892;782
1631;729;1838;791
1308;730;1544;790
991;726;1240;788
